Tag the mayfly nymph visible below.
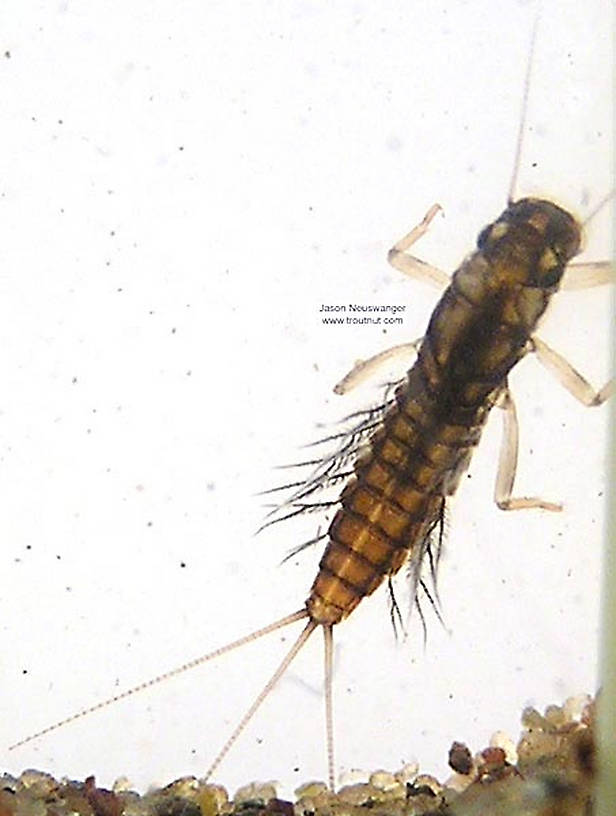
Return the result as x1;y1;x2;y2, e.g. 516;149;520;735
9;16;612;797
11;189;611;789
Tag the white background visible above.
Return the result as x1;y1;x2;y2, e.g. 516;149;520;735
0;0;612;799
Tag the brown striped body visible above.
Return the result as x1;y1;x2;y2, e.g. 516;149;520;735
307;198;581;626
9;199;591;789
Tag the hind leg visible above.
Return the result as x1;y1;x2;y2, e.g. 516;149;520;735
333;339;421;394
494;387;562;512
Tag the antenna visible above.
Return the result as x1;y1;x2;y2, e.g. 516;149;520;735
582;189;615;229
507;9;541;204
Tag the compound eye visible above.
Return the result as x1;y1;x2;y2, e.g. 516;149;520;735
477;223;492;250
477;220;508;251
532;245;564;288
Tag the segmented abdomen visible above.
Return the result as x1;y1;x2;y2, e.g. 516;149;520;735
306;198;579;626
305;359;489;627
